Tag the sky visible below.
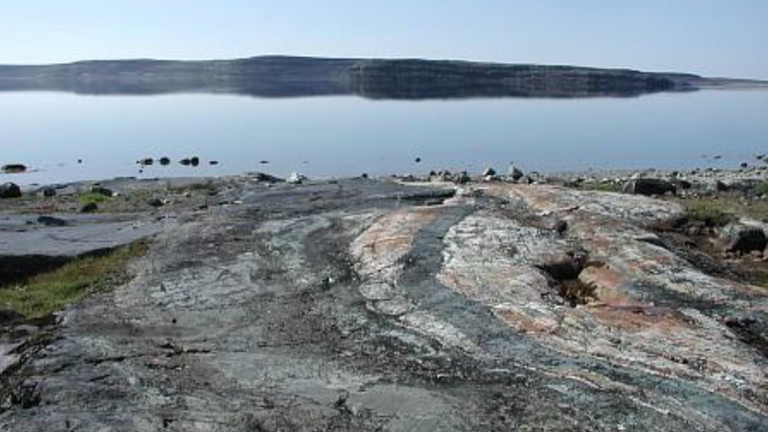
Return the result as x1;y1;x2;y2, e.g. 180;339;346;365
1;1;767;79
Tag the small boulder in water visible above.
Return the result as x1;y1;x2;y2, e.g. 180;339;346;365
2;164;26;174
159;157;171;166
180;157;200;167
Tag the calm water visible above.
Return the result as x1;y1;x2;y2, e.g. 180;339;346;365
1;90;767;185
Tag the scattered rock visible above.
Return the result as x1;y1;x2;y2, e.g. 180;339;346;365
138;158;154;166
90;186;114;197
508;165;524;182
553;220;569;235
80;203;99;213
36;216;67;227
719;223;768;254
0;182;22;199
714;181;729;192
159;157;171;166
538;251;588;281
39;186;57;197
0;309;24;325
1;164;27;174
209;161;219;166
482;167;497;177
455;172;471;184
180;157;201;167
623;178;676;196
287;172;308;185
148;198;165;208
251;172;282;183
414;157;422;163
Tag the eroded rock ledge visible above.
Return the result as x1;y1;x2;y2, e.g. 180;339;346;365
1;176;767;431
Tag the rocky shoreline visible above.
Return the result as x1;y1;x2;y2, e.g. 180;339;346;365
2;169;768;431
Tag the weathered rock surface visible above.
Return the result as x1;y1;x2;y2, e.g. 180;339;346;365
720;222;768;254
0;214;163;257
1;178;768;431
623;178;677;196
0;183;21;199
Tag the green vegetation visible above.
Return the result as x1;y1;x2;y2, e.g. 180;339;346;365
573;182;624;193
77;192;113;206
680;195;768;226
755;181;768;197
683;200;734;227
0;242;147;319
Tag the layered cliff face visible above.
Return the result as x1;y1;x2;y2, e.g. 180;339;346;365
0;56;761;99
346;60;688;99
0;57;356;97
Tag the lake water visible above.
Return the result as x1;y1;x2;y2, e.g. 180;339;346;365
1;90;767;185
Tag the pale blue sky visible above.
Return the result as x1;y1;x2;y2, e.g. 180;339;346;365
1;1;766;78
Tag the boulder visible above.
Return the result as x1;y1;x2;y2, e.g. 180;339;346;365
1;164;26;174
40;186;57;197
148;198;165;208
90;186;114;197
180;157;200;167
454;172;471;185
80;202;99;213
287;172;308;185
623;178;676;196
719;223;768;254
251;172;282;183
508;165;525;182
482;167;497;177
36;216;67;227
0;182;22;199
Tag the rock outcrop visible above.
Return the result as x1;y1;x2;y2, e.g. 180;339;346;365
1;178;768;431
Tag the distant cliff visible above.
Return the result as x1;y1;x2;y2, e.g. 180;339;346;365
0;56;763;99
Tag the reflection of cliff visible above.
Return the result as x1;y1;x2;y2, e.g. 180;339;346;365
0;56;763;99
347;60;684;99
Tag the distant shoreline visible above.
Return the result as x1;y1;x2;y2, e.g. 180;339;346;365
1;56;765;100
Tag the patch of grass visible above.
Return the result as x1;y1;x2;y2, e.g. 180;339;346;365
578;182;624;193
755;181;768;197
683;200;734;227
680;195;768;227
0;242;147;319
77;192;113;206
